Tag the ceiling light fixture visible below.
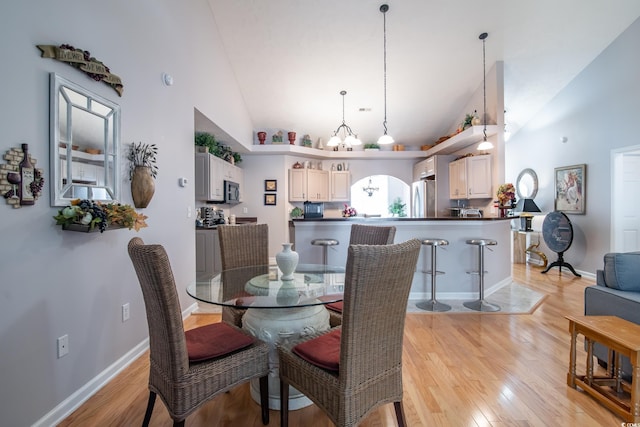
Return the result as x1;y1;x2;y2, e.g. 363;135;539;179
477;32;494;152
362;178;379;197
377;4;394;145
327;90;362;147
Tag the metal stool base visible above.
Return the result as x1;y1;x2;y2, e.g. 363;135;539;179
416;299;451;312
463;299;500;312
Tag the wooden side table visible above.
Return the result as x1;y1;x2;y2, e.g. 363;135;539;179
566;315;640;422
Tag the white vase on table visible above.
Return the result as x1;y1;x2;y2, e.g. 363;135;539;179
276;243;298;281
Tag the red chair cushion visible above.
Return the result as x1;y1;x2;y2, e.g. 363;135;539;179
325;301;343;313
292;329;341;372
185;322;255;362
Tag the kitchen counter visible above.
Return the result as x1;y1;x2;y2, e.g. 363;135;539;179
293;217;513;299
292;216;516;222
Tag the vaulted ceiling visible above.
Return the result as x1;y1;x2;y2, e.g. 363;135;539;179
207;0;640;148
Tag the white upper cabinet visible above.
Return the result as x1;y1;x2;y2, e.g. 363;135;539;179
449;154;492;199
195;153;244;202
330;171;351;201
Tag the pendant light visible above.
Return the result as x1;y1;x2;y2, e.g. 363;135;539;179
377;4;394;145
327;90;362;147
477;32;494;151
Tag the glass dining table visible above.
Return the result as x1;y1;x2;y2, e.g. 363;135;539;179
187;263;345;410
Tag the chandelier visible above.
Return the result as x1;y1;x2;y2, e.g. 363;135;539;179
327;90;362;148
377;4;394;145
477;32;494;151
362;178;379;197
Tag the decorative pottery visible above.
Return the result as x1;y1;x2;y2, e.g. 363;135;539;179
288;131;296;145
257;131;267;145
131;166;155;208
276;243;298;281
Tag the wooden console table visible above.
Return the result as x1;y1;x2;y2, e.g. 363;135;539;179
566;315;640;422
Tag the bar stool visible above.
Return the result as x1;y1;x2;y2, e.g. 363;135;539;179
416;238;450;312
464;238;500;312
311;238;339;265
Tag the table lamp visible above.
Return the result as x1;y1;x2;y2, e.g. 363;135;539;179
514;198;541;231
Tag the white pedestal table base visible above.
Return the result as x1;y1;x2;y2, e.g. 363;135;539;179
242;304;330;410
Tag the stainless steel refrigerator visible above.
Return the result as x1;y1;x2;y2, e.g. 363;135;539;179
412;178;436;218
411;155;455;218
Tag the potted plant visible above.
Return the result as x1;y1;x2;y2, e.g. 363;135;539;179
195;131;217;154
364;143;380;151
194;131;242;164
290;206;304;219
128;142;158;208
388;197;407;217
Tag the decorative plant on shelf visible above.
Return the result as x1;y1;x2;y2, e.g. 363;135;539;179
194;131;242;164
53;199;148;232
364;143;380;150
388;197;407;217
128;142;158;208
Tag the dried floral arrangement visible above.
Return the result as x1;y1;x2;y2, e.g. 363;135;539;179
127;142;158;180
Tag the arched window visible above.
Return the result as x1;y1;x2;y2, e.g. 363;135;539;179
350;175;410;217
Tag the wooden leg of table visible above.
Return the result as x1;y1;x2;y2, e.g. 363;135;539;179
632;351;640;421
586;338;594;386
568;321;577;388
615;352;622;393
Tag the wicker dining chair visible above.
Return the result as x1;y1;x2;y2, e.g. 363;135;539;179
278;239;421;427
326;224;396;327
128;238;269;427
217;223;269;327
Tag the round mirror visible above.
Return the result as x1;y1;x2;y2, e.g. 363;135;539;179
516;168;538;199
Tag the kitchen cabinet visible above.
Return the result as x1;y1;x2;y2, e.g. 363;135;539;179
195;153;244;202
413;156;435;181
196;229;221;277
288;169;330;201
449;154;492;199
330;171;351;201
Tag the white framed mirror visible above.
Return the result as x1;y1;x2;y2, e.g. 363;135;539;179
50;73;120;207
516;168;538;200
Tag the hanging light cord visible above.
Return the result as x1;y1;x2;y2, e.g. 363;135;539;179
332;90;356;137
480;32;488;142
381;4;389;135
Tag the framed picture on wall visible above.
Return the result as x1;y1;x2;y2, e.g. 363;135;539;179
264;193;276;206
554;164;586;214
264;179;277;192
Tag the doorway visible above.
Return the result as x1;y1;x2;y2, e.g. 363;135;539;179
611;145;640;252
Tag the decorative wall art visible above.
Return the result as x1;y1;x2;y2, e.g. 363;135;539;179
1;144;44;208
37;44;123;96
554;164;586;214
264;194;277;206
264;179;277;192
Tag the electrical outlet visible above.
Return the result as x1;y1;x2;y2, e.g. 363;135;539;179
243;207;248;214
122;303;130;322
57;334;69;358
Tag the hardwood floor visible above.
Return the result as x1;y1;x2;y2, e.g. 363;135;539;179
59;264;623;426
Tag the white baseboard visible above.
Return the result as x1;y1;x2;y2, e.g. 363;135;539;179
33;304;199;427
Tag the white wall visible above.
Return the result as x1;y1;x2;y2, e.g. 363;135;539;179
506;17;640;274
0;1;252;425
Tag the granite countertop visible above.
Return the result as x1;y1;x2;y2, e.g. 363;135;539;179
292;216;517;222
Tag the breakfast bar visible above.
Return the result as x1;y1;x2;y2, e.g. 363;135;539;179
293;217;514;301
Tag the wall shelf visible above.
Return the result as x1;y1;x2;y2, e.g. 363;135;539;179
245;125;499;160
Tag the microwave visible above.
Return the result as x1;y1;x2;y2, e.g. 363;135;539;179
224;180;240;204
